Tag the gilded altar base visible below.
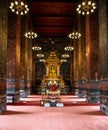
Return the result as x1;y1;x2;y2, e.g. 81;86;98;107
41;51;65;92
40;51;65;107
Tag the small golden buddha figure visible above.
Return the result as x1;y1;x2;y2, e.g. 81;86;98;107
51;65;56;74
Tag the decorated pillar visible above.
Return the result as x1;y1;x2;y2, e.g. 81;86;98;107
85;5;100;103
70;47;74;93
20;15;28;97
86;9;99;79
75;16;87;97
6;11;21;103
98;0;108;115
27;38;33;95
32;46;36;95
99;0;108;78
78;16;86;81
74;39;79;82
0;0;8;114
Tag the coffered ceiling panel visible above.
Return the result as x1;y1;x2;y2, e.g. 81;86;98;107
27;0;79;37
30;2;76;16
34;17;73;27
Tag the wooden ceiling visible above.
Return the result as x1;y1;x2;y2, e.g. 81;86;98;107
27;0;79;37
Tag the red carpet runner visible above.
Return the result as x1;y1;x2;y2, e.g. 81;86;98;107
0;95;107;130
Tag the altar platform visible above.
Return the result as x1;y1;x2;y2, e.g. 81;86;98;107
46;90;60;96
40;89;64;107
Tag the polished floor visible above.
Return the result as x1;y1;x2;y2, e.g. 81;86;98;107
0;95;108;130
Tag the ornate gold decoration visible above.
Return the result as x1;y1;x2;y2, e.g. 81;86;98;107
41;51;64;88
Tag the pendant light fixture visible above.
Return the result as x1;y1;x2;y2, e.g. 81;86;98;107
76;0;96;15
9;0;29;15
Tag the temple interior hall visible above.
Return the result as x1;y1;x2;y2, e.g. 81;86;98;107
0;0;108;130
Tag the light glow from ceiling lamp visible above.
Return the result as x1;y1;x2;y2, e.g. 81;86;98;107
62;54;70;58
25;31;37;39
9;0;29;15
60;59;67;62
39;59;46;62
76;0;96;15
64;46;74;51
69;32;81;39
32;46;41;51
37;53;44;58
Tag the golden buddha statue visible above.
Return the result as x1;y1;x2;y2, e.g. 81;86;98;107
51;65;56;74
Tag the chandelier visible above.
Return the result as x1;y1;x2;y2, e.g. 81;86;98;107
64;46;74;51
62;54;69;58
25;31;37;39
76;0;96;15
32;46;41;51
37;53;44;58
68;32;81;39
39;59;46;62
60;59;67;62
64;40;74;51
9;0;29;15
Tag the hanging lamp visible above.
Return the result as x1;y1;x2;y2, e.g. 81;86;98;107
76;0;96;15
9;0;29;15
